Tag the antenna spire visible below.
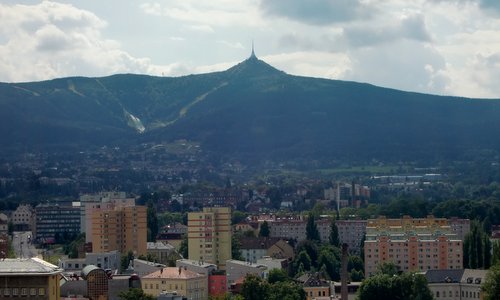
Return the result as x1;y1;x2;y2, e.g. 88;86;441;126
250;39;256;58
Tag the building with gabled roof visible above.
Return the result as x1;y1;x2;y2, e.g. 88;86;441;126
142;267;207;300
424;268;486;300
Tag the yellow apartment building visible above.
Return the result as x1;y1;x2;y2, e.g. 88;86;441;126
91;205;147;256
188;207;231;269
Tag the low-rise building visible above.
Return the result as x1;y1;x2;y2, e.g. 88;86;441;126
12;204;34;231
425;268;486;300
147;242;176;265
142;267;207;300
0;257;63;300
226;260;267;290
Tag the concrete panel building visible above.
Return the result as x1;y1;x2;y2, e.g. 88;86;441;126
90;205;147;256
364;216;463;277
188;207;231;269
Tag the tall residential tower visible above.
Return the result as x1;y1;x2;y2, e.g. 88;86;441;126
188;207;231;269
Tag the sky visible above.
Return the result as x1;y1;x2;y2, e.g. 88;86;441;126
1;0;500;98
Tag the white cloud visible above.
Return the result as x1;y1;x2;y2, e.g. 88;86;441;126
0;1;157;82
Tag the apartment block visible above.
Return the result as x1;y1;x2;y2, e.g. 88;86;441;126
269;217;332;242
364;216;463;277
90;205;147;256
188;207;231;269
335;220;368;255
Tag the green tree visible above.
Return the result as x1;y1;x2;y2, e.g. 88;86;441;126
241;274;270;300
179;234;188;259
259;220;270;237
293;251;312;273
492;240;500;266
318;246;341;280
232;211;247;225
483;263;500;300
464;220;491;269
376;262;401;276
268;268;289;284
147;202;158;242
356;272;433;300
232;234;243;260
329;221;340;247
120;251;135;272
118;288;155;300
306;213;321;242
268;281;306;300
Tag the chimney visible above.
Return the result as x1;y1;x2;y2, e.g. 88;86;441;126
178;266;182;276
341;243;348;300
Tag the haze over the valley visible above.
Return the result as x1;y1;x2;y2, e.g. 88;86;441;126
1;0;500;98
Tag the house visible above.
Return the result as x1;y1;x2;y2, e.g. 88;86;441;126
425;268;487;300
142;267;207;300
296;272;331;300
226;260;267;291
239;237;289;263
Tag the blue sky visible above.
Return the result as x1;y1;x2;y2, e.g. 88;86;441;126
1;0;500;98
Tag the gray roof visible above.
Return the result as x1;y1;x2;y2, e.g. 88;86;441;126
0;258;63;275
425;269;464;283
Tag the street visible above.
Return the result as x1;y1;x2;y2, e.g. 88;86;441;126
12;231;39;258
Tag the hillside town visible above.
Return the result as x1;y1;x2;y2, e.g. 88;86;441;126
0;186;495;300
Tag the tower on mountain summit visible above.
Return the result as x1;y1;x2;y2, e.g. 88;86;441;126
250;40;256;59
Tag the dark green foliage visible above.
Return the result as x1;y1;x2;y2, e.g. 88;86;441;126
179;234;188;259
63;233;85;259
266;187;282;210
306;213;321;242
268;268;289;284
232;211;247;225
259;220;270;237
295;240;319;268
356;272;433;300
329;221;340;247
376;262;401;276
241;274;270;300
120;251;135;272
147;202;158;242
483;263;500;300
232;234;243;260
118;288;156;300
293;251;312;273
268;281;306;300
317;245;341;280
464;220;491;269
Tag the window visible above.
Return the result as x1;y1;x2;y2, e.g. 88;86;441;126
12;288;18;296
39;288;46;296
21;288;28;296
30;288;37;296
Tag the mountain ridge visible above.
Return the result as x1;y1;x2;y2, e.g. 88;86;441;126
1;57;500;163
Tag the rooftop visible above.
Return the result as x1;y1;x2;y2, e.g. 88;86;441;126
0;257;63;275
143;267;206;280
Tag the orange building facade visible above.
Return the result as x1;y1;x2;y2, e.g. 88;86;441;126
90;205;147;256
364;216;463;276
